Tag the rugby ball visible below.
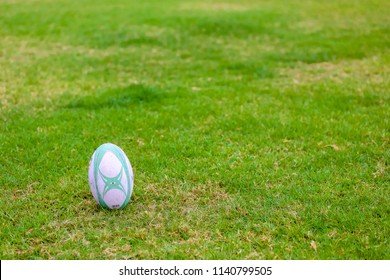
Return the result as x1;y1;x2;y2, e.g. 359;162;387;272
88;143;134;209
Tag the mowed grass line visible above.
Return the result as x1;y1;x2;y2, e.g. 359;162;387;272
0;0;389;259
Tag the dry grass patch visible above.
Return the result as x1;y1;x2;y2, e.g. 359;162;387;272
279;55;390;85
179;2;255;12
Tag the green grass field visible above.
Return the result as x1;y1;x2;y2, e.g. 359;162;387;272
0;0;389;259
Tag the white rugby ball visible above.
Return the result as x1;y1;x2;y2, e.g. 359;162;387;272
88;143;134;209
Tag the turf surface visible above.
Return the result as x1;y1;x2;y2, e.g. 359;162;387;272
0;0;389;259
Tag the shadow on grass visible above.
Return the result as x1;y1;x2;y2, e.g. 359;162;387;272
63;84;166;110
225;62;275;79
91;31;166;48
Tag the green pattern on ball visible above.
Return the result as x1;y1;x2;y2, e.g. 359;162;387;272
100;167;126;197
92;143;132;209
